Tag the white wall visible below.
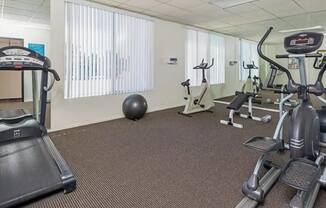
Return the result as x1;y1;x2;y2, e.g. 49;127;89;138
0;20;51;102
51;0;244;131
211;36;243;97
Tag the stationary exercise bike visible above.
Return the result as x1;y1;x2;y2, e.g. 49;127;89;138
220;61;271;128
179;58;215;116
242;61;260;94
236;27;326;208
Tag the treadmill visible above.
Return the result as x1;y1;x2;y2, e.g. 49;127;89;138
0;46;76;208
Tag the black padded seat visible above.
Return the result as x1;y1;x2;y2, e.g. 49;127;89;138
227;93;249;110
181;79;190;87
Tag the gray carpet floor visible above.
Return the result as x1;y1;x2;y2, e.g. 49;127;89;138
20;102;326;208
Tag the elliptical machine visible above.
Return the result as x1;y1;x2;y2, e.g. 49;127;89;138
237;27;326;208
179;58;215;116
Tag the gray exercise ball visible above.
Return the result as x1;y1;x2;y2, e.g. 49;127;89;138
122;94;148;120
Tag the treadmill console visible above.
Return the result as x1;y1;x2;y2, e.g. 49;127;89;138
0;46;50;70
284;32;324;54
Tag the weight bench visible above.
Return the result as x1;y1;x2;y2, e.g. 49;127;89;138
220;92;271;128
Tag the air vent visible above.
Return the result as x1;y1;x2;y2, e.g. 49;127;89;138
208;0;258;9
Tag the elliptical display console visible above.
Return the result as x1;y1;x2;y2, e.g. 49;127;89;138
285;32;323;54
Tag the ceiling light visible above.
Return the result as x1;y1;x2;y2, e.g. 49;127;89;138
208;0;258;9
278;26;324;33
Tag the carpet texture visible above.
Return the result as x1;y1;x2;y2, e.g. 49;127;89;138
21;103;326;208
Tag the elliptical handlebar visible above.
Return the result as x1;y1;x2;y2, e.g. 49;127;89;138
258;27;293;81
257;27;300;94
313;52;326;70
306;61;326;96
276;53;322;59
314;54;321;69
258;27;326;96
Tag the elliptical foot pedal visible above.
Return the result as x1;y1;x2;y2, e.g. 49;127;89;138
280;159;321;192
243;137;283;153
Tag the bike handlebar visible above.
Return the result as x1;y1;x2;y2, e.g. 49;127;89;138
243;61;258;69
193;58;214;70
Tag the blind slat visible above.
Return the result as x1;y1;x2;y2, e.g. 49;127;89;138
65;2;154;99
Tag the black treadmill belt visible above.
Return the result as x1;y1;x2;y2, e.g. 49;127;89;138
0;137;62;207
0;109;32;123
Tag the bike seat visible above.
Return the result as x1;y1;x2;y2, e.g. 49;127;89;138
181;79;190;87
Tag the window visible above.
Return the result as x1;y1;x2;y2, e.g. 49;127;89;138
186;29;225;86
240;39;259;81
65;1;154;99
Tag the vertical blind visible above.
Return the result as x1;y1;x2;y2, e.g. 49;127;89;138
65;1;154;99
186;29;225;86
240;39;259;81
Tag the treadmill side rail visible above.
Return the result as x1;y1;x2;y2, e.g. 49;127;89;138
43;135;77;192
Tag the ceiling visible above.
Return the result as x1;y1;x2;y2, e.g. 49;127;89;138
1;0;326;43
92;0;326;43
0;0;50;25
